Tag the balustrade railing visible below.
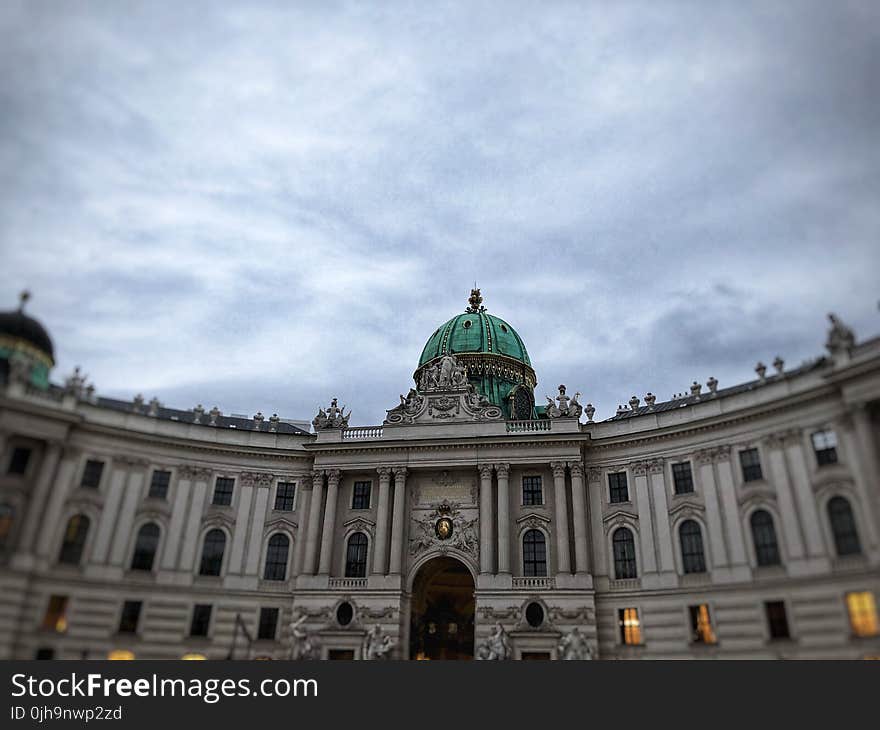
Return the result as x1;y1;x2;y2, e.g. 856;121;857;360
506;420;552;433
341;426;384;440
328;577;368;589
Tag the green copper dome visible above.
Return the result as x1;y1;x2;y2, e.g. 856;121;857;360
415;290;537;419
418;311;531;367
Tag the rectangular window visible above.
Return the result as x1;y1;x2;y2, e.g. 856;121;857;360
608;472;629;503
847;592;879;637
689;604;717;644
80;460;105;489
811;430;838;466
672;462;694;494
148;470;171;500
274;482;296;511
739;448;763;482
118;600;142;634
351;481;371;510
212;477;234;506
522;476;543;506
618;607;642;645
765;601;790;639
189;604;212;637
42;595;69;633
7;447;31;475
257;607;279;640
328;649;355;659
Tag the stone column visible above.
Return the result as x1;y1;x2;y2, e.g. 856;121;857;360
16;441;63;555
318;469;340;575
632;461;658;575
496;463;510;574
302;471;324;575
694;451;729;569
587;468;608;577
479;464;494;574
373;467;392;575
551;461;571;574
35;446;81;559
764;436;806;560
109;459;148;566
569;462;589;574
712;448;748;568
161;468;192;570
648;459;676;574
389;467;408;575
838;407;880;550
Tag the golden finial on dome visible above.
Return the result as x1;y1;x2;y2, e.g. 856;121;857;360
18;290;31;312
466;287;486;314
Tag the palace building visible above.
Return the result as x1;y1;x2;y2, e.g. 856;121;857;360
0;289;878;659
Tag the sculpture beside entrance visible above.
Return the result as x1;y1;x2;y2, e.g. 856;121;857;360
475;622;511;660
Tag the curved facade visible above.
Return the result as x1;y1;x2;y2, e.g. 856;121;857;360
0;299;878;660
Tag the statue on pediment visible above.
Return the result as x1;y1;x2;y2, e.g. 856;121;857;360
312;398;350;430
545;384;583;419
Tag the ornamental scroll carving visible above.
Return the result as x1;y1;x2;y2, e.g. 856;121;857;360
384;354;502;424
409;501;478;559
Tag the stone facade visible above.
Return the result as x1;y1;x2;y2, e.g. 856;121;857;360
0;312;878;659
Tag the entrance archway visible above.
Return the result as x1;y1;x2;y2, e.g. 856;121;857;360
409;556;475;660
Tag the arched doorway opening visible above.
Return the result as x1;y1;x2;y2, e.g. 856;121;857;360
409;556;475;660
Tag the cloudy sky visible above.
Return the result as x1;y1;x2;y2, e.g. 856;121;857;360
1;1;878;425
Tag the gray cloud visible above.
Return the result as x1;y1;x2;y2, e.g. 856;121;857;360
1;0;878;424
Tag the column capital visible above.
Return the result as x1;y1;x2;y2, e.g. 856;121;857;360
550;461;567;477
568;461;584;478
391;466;408;480
478;464;494;479
494;463;510;478
647;458;664;474
377;466;392;480
586;467;603;483
326;469;341;486
628;460;648;476
310;471;324;490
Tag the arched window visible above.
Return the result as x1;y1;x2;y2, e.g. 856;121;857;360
522;529;547;577
344;532;368;577
199;529;226;576
58;514;90;565
0;504;13;550
612;527;637;579
131;523;160;571
828;496;861;556
750;510;780;566
263;534;290;581
679;520;706;574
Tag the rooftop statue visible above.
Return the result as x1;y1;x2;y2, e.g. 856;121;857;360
545;384;583;419
312;397;350;430
826;313;856;357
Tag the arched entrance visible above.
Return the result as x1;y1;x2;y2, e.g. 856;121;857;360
409;556;475;660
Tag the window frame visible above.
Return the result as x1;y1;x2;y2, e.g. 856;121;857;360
846;591;879;638
7;446;32;476
827;495;862;557
739;447;763;483
274;481;297;511
612;527;638;579
189;604;213;637
211;476;235;507
130;522;161;572
198;528;227;576
764;600;791;641
147;469;172;500
688;603;717;644
671;461;694;495
344;532;369;578
618;607;642;646
263;533;290;581
42;595;69;633
80;459;105;489
58;514;90;566
118;600;143;635
522;528;548;577
811;429;838;467
351;480;372;510
257;607;280;641
521;475;544;506
749;509;781;567
608;471;629;504
679;519;707;574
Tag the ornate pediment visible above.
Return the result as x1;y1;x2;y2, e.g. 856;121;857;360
343;516;376;537
516;512;551;531
384;354;503;424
